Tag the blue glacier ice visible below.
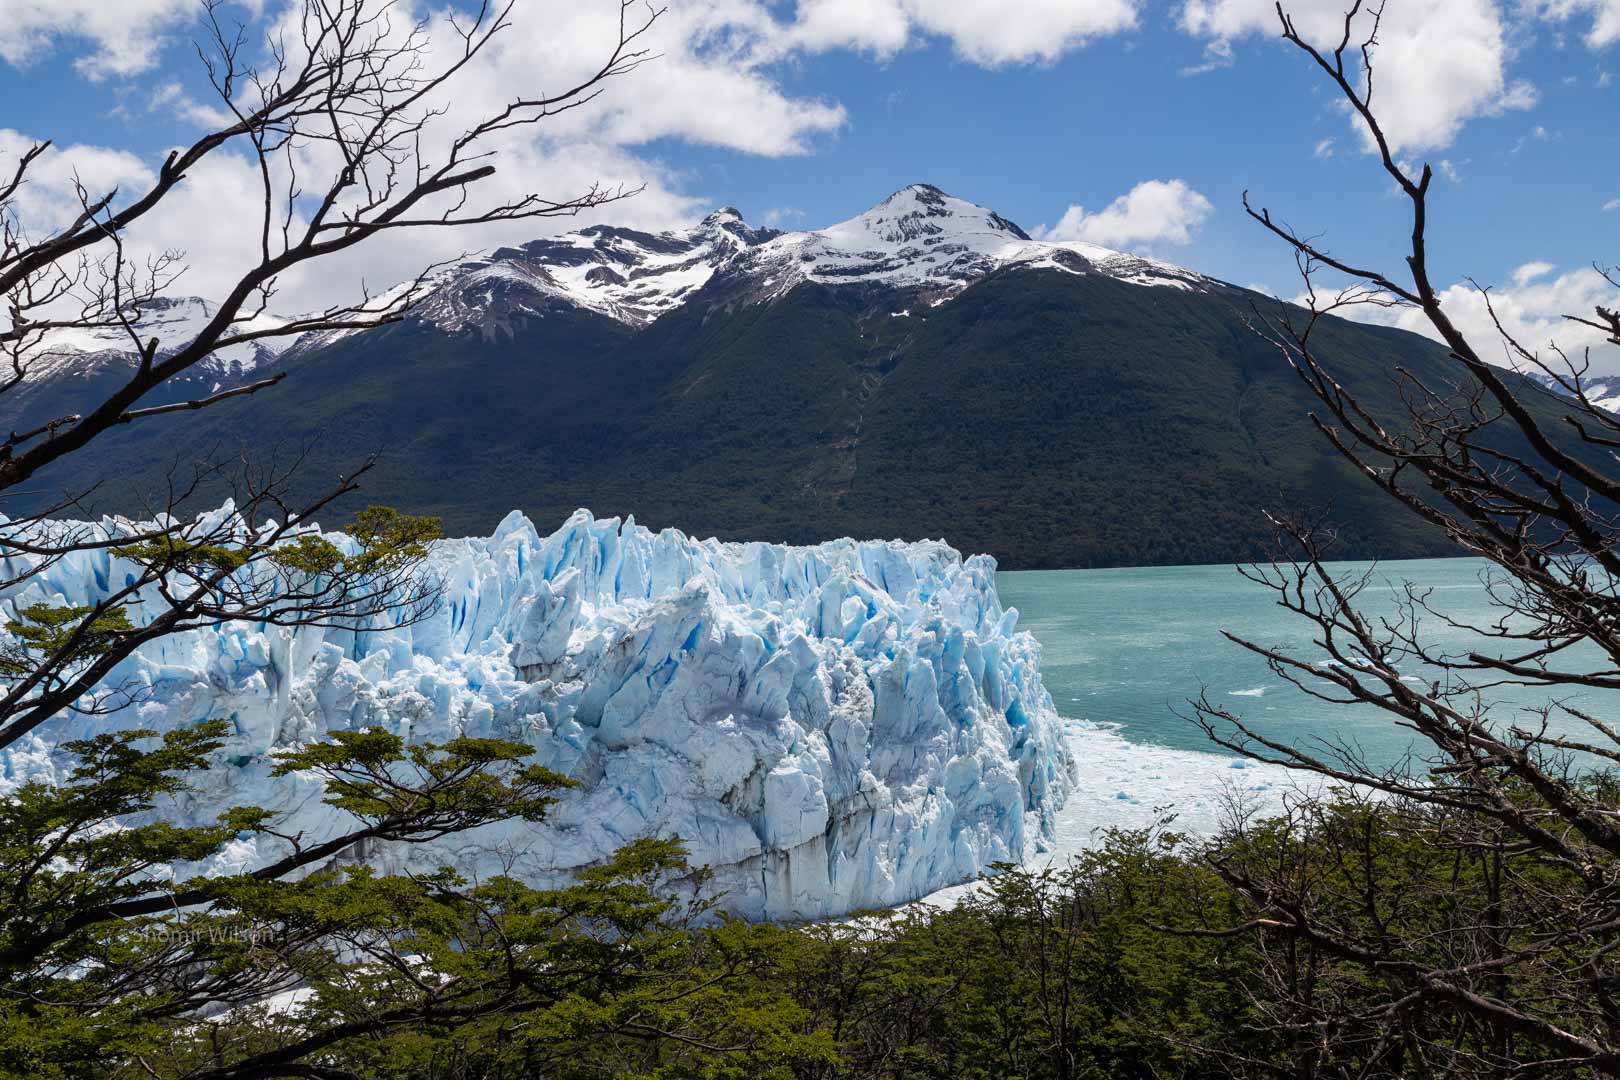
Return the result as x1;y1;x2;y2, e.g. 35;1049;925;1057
0;507;1073;919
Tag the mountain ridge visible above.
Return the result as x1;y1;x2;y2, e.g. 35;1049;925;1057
28;184;1214;369
3;184;1582;570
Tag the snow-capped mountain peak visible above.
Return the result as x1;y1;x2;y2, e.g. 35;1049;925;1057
19;186;1214;368
21;295;294;381
1529;370;1620;413
388;183;1210;337
827;183;1031;247
401;207;782;333
722;183;1205;306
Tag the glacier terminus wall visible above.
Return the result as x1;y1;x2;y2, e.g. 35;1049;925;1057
0;508;1074;919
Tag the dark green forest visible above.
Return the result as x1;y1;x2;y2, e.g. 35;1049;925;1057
4;269;1573;568
8;747;1608;1080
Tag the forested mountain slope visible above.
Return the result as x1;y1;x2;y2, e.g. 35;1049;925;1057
3;187;1574;568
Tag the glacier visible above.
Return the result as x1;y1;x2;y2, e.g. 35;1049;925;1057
0;507;1073;919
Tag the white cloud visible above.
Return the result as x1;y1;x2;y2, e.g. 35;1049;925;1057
0;0;855;312
253;139;713;314
0;0;205;79
1313;137;1336;159
1493;78;1541;113
391;1;846;159
1035;179;1215;249
1536;0;1620;47
761;206;806;227
908;0;1142;65
1341;263;1620;374
146;81;234;128
1172;1;1620;153
16;0;1610;327
0;0;1162;315
1604;197;1620;211
794;0;912;55
792;0;1142;66
1510;124;1560;154
0;129;311;308
3;1;851;157
2;126;713;316
1180;38;1235;75
0;129;154;230
1178;0;1527;152
1512;261;1556;286
0;0;850;155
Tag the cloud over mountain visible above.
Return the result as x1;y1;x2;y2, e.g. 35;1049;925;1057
1034;180;1215;249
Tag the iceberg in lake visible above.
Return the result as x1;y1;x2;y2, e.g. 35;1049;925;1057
0;507;1072;919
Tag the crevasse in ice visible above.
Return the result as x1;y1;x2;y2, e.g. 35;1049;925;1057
0;506;1073;919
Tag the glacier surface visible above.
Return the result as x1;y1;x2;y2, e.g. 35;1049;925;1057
0;508;1073;919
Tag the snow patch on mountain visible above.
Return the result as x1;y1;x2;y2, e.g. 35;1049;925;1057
403;207;781;333
16;186;1211;367
17;186;1212;369
21;296;295;381
730;184;1205;303
1529;371;1620;413
0;507;1073;919
389;184;1209;336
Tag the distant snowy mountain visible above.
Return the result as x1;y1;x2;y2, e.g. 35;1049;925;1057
720;183;1205;304
1528;371;1620;413
398;205;779;332
14;180;1554;570
23;295;296;382
345;183;1210;339
20;185;1210;366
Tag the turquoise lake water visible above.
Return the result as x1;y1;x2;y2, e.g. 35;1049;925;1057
997;557;1612;769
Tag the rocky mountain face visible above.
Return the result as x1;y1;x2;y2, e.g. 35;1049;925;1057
1;184;1578;569
22;295;291;382
29;184;1203;362
1529;371;1620;413
403;207;781;332
372;183;1208;336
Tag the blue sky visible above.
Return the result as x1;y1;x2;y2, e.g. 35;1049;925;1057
2;0;1618;362
661;33;1614;293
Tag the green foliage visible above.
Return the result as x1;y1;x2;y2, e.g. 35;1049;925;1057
110;507;441;581
342;504;444;570
4;728;1603;1079
111;537;250;573
0;722;239;925
0;718;660;1080
2;602;132;670
269;728;571;825
742;825;1266;1080
269;506;441;577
